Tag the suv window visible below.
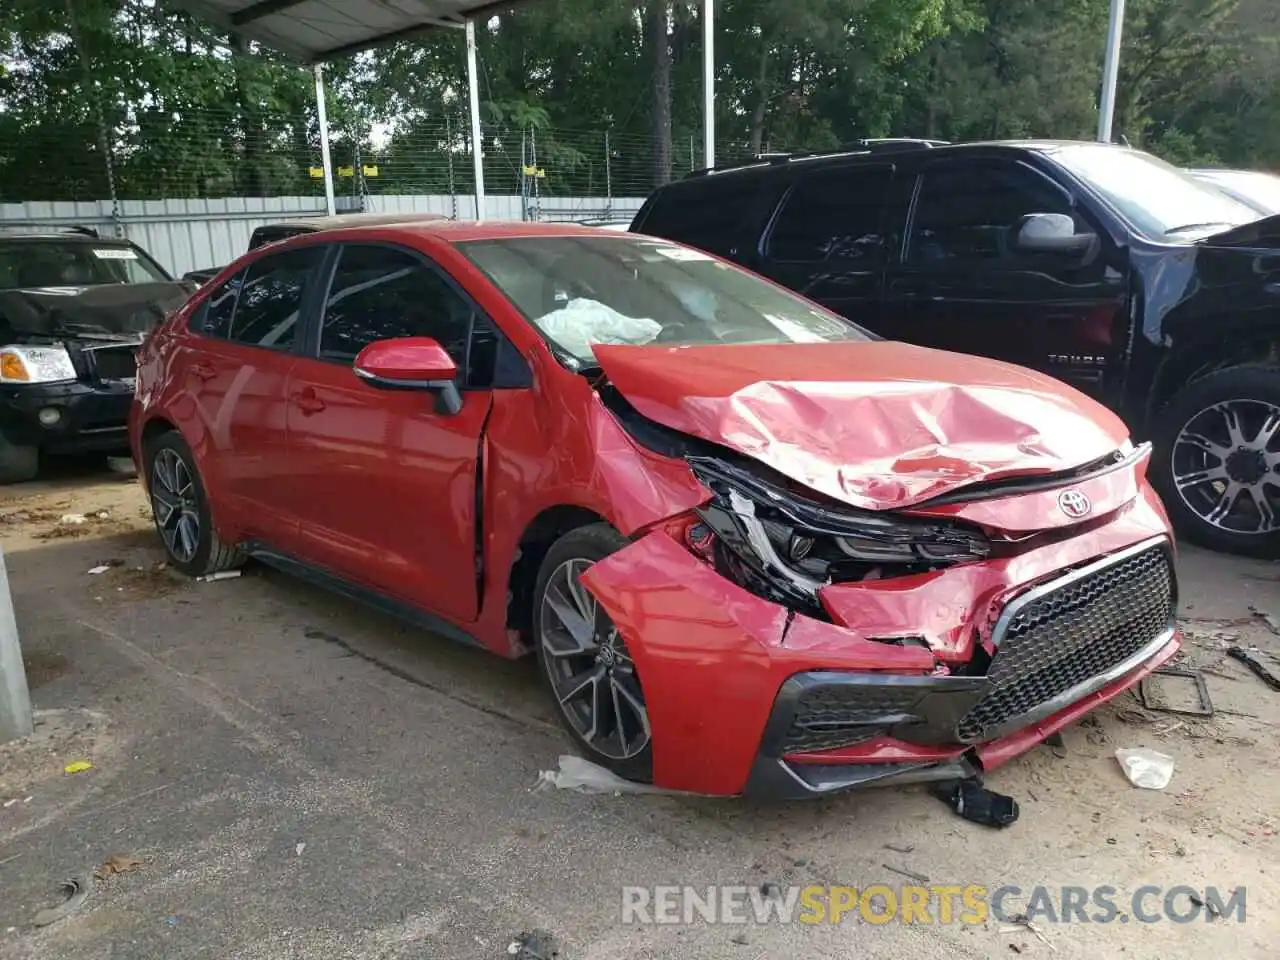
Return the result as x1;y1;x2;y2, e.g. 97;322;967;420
766;166;892;262
908;162;1074;263
637;175;761;256
228;245;324;349
319;243;495;385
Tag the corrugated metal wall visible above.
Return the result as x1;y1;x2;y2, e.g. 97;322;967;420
0;194;647;278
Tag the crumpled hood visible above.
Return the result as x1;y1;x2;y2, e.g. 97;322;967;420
0;281;194;340
593;340;1129;510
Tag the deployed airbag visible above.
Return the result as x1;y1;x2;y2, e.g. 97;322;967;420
536;298;662;360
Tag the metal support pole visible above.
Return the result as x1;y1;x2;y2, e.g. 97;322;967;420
0;548;33;744
313;64;336;216
604;130;612;215
703;0;715;169
466;19;486;221
1097;0;1125;143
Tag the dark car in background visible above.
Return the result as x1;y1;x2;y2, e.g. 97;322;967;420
182;211;449;285
1187;167;1280;217
0;227;194;483
632;139;1280;556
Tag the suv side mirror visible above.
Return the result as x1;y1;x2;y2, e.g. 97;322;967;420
354;337;463;415
1013;213;1096;256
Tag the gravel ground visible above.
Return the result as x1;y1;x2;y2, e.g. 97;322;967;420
1;467;1278;959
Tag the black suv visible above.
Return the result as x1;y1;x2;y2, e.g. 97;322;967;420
0;228;194;482
632;139;1280;556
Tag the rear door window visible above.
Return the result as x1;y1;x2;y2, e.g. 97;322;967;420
766;166;893;262
227;245;324;350
194;270;244;338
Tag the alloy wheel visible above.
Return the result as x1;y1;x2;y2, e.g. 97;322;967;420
1172;399;1280;535
151;448;201;563
538;558;651;760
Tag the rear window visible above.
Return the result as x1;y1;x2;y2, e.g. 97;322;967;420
635;174;762;256
248;226;311;250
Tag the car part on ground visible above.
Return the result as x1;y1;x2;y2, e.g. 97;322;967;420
130;221;1182;798
630;138;1280;558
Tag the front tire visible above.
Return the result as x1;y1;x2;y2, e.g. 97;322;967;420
532;524;654;783
0;435;39;484
1152;365;1280;557
143;431;245;577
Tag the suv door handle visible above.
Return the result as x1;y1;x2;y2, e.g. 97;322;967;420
293;388;326;415
189;361;217;381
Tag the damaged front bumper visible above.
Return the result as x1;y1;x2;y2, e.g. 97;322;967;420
580;485;1180;799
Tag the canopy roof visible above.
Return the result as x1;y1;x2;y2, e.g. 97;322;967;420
174;0;518;62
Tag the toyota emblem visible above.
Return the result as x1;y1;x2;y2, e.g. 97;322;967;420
1058;489;1092;519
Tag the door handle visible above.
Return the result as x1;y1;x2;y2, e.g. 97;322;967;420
189;361;217;381
293;389;326;415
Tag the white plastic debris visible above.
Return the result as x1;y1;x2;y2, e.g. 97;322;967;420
196;570;241;583
535;299;662;360
2;799;16;808
295;842;306;856
87;565;112;575
535;755;677;795
60;514;86;525
1115;747;1175;790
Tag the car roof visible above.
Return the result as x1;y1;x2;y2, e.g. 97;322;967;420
0;230;130;244
668;138;1127;186
315;218;643;244
259;211;450;233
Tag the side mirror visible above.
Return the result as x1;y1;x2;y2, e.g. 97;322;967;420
354;337;463;416
1013;213;1096;256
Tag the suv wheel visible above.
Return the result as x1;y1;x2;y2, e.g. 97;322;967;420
0;435;38;484
1152;365;1280;557
532;524;654;783
144;431;245;577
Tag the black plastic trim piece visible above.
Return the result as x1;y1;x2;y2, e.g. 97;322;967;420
915;444;1145;507
757;672;991;757
245;545;485;650
744;754;979;799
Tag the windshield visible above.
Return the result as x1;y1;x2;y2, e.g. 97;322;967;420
1050;145;1260;240
1195;171;1280;217
0;240;169;289
459;235;868;365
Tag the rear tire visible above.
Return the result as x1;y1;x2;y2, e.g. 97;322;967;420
143;430;245;577
533;524;654;784
1151;364;1280;558
0;436;39;484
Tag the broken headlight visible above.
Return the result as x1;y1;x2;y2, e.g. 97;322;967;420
688;457;991;610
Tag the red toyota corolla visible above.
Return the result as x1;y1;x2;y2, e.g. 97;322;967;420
129;221;1179;798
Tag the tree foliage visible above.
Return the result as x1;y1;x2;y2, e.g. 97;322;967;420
0;0;1277;202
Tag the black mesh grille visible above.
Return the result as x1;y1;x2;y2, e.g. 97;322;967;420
956;544;1174;743
783;684;922;754
89;347;137;381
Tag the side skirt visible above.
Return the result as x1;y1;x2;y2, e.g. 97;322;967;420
245;544;488;652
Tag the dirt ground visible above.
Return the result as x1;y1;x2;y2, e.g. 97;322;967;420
1;465;1279;959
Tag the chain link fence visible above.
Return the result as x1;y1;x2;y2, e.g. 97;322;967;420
1;101;774;213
